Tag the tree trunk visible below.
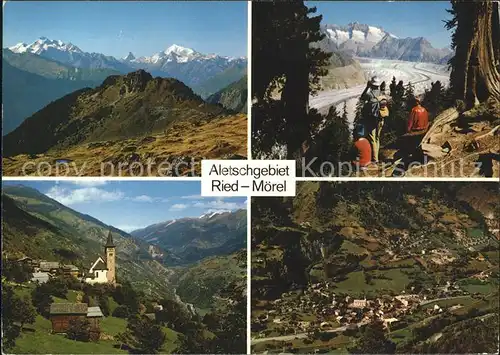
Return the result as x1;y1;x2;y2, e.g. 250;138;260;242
452;1;500;107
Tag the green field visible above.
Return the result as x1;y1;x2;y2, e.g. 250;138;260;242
333;268;411;297
12;316;126;354
12;314;179;354
421;296;477;310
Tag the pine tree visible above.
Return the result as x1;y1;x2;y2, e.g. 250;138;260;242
252;1;332;159
382;78;407;146
2;284;36;350
445;1;500;107
31;284;54;318
404;82;416;111
353;98;365;127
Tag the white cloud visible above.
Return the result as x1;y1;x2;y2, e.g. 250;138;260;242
169;203;188;211
180;194;203;200
131;195;155;202
46;186;124;205
66;180;108;187
193;198;247;211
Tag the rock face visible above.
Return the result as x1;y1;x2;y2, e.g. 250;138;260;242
207;75;247;113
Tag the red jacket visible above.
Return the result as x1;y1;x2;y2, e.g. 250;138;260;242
407;105;429;132
353;138;372;167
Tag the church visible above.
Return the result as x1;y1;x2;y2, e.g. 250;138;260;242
84;231;116;285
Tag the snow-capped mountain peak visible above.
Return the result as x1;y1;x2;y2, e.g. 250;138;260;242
9;36;83;55
123;51;136;61
164;44;195;56
199;210;230;219
323;23;394;46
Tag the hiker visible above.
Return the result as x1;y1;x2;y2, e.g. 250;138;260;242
399;96;430;161
360;76;389;164
351;124;372;170
407;97;429;133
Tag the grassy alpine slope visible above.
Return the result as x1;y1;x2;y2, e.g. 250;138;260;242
2;70;247;176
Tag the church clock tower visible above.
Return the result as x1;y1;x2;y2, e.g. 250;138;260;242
104;231;116;285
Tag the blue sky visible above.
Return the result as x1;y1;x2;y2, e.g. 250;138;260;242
3;180;247;233
3;1;247;58
308;1;453;49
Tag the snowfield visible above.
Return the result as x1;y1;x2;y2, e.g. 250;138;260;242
310;58;451;125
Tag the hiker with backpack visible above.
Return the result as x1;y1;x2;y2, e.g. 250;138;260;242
360;76;390;164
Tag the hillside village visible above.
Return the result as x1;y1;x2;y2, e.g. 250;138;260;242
3;230;246;354
251;182;499;354
1;185;247;354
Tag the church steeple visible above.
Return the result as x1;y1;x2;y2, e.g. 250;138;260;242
104;231;116;285
105;231;115;248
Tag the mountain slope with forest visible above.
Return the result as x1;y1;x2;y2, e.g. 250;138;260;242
2;185;176;298
207;75;247;113
131;210;247;265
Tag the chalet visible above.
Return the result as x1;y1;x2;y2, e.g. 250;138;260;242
40;261;60;272
32;271;50;284
62;265;79;278
87;306;104;341
49;303;103;340
50;303;88;333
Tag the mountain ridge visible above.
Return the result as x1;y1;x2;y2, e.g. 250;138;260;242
320;22;452;63
3;69;227;158
7;36;247;95
131;209;247;265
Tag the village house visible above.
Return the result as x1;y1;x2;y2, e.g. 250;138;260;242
31;271;50;284
350;299;368;309
49;303;103;341
39;261;60;273
84;232;116;286
62;264;79;278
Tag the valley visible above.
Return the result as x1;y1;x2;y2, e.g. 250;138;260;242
2;183;247;354
251;182;499;354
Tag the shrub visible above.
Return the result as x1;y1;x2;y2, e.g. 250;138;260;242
66;318;91;342
112;305;130;318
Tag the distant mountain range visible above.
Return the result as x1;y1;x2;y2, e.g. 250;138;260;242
320;22;453;64
131;209;247;265
2;37;246;135
7;37;247;96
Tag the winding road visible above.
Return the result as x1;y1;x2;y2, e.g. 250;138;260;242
309;58;451;123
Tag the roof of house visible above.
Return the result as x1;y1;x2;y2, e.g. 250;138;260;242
63;264;79;271
40;261;60;268
87;306;104;318
50;303;88;315
93;259;108;271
